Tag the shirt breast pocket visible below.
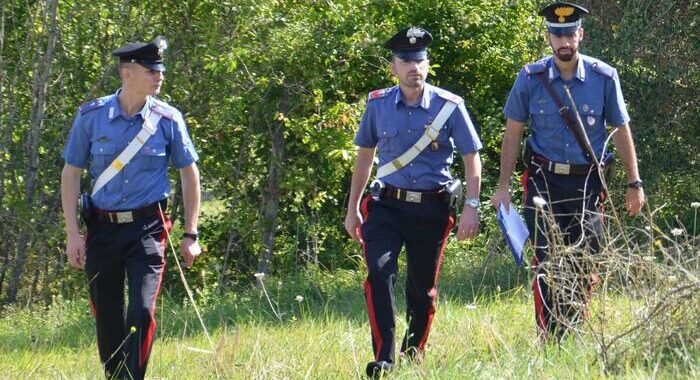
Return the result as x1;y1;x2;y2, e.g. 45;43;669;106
529;101;560;130
90;143;117;172
579;102;604;129
140;143;167;171
377;124;399;155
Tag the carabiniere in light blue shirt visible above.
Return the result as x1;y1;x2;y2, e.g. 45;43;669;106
354;83;482;191
503;54;630;165
63;90;199;211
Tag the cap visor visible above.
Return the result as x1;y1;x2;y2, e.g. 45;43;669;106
138;62;166;72
547;23;581;36
393;50;428;61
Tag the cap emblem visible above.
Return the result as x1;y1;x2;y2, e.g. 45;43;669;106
406;27;425;44
554;6;574;23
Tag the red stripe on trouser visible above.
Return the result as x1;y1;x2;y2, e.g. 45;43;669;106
416;213;456;351
531;255;548;337
359;195;383;361
139;212;171;369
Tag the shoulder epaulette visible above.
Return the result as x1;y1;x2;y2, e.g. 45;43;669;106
591;60;615;79
367;88;391;101
524;61;548;76
79;98;106;115
435;88;464;104
150;98;176;119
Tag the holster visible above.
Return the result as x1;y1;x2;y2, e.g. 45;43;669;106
79;192;93;224
445;179;463;215
601;152;616;182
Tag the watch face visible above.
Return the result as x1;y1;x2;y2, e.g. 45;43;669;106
466;199;480;208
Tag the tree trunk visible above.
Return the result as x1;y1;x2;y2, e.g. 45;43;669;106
6;0;58;304
256;88;287;275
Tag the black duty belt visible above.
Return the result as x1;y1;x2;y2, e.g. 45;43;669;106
94;200;167;224
530;155;593;176
382;185;445;203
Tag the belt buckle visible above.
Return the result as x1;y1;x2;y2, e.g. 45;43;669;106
405;191;422;203
553;163;571;175
116;211;134;223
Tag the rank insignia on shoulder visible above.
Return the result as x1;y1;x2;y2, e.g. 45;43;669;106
368;88;390;101
79;98;106;115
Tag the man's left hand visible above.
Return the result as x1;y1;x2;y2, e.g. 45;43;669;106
456;207;479;241
625;187;646;216
180;237;201;268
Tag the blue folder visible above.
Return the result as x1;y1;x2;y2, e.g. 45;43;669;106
497;202;529;265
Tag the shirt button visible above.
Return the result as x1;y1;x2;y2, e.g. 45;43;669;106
99;148;103;152
408;129;412;134
122;198;127;202
412;179;417;184
409;163;413;167
125;179;129;184
383;131;387;136
566;143;570;147
566;160;570;163
408;111;412;115
539;110;544;114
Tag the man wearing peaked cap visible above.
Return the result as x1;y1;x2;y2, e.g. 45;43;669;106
345;26;482;377
538;2;589;36
61;36;201;379
492;2;646;342
112;35;168;72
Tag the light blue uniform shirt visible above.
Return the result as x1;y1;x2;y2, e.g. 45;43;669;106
354;83;482;190
63;90;199;210
503;54;630;165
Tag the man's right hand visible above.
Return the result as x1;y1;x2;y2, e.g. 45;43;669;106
344;211;363;243
490;187;512;212
66;232;86;269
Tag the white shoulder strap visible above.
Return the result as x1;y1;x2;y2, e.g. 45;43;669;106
91;110;163;196
376;100;458;179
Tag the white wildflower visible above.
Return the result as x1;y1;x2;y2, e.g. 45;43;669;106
644;226;651;231
643;256;655;262
466;304;477;310
691;202;700;209
671;228;684;236
253;272;265;279
533;196;547;209
295;295;304;303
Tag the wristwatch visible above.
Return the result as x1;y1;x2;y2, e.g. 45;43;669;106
183;232;199;241
627;179;644;189
464;197;480;209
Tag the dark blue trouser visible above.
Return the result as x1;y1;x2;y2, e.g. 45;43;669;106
359;194;454;364
85;210;170;379
523;166;603;339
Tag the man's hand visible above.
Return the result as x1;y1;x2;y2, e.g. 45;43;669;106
180;237;201;268
66;232;86;269
625;187;646;216
491;187;512;212
456;207;479;240
344;211;363;243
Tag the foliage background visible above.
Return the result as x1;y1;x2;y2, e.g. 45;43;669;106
0;0;697;307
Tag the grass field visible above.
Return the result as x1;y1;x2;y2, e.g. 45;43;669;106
0;247;697;379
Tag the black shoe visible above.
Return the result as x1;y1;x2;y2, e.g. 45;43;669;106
365;360;393;378
400;347;424;364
